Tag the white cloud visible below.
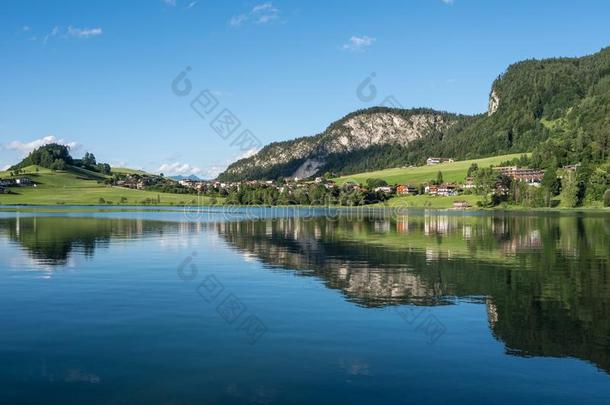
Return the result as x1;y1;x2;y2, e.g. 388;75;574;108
5;136;80;155
200;164;228;179
186;1;198;9
43;25;60;45
163;0;177;6
235;147;260;160
22;25;30;32
157;162;204;176
441;0;455;4
204;149;261;178
41;25;102;44
252;3;279;24
342;35;376;52
67;26;103;38
230;14;248;27
230;2;279;27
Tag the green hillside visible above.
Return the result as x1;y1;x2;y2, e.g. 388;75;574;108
334;153;524;185
0;165;218;206
111;167;153;175
218;46;610;194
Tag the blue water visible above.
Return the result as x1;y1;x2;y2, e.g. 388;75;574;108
0;208;609;404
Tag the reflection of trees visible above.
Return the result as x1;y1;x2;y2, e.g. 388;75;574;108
2;212;609;373
215;214;610;373
0;216;187;266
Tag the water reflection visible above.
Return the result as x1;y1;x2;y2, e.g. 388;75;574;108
0;216;199;266
216;214;610;373
1;212;609;373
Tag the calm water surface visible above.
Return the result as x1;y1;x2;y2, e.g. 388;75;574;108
0;207;609;404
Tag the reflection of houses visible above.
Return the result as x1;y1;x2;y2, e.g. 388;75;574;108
424;215;451;235
502;230;542;253
396;218;409;234
373;220;391;233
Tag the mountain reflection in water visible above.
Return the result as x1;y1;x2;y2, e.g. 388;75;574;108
0;212;609;374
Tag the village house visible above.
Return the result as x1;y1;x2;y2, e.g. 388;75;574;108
424;185;439;195
494;166;545;185
373;186;394;194
462;177;476;189
342;182;361;191
437;184;459;196
15;177;32;186
323;180;337;190
426;157;454;166
396;185;418;195
0;186;7;194
425;184;459;196
0;179;16;187
563;163;581;172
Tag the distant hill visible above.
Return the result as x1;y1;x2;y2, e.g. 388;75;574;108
218;46;610;181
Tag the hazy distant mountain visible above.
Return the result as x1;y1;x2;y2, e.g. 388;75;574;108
169;175;202;181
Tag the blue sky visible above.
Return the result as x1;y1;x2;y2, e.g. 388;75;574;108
1;0;609;177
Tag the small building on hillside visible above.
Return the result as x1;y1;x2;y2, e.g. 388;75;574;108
323;180;337;190
425;185;439;195
15;177;32;186
373;186;394;194
563;163;581;172
494;166;545;186
0;179;16;187
0;186;7;194
462;177;476;189
396;185;418;195
437;184;459;196
426;157;454;166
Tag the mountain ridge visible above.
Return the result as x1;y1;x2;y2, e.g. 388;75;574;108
218;46;610;181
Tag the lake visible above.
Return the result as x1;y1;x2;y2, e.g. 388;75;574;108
1;207;609;404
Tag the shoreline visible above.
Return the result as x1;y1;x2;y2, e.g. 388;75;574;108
1;203;608;214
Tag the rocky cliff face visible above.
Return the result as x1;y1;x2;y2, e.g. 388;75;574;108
219;108;459;180
488;88;500;115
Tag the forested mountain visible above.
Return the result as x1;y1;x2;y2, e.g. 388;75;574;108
218;46;610;181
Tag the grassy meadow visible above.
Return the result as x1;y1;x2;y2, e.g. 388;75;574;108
333;153;526;185
0;165;220;206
